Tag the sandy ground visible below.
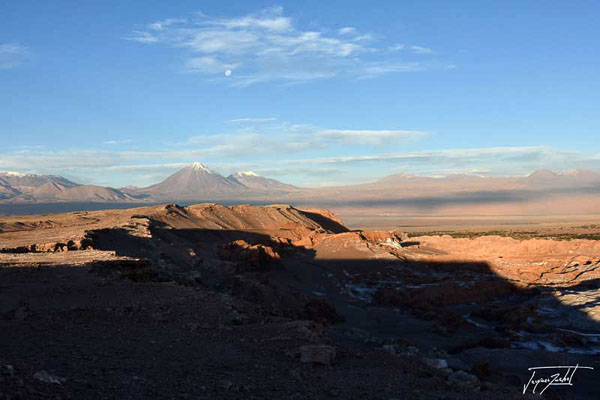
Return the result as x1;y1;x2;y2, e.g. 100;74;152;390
339;213;600;232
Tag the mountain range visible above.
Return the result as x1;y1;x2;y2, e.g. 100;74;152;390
2;164;600;216
0;163;302;204
0;171;133;202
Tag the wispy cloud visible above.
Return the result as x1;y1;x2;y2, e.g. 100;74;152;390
127;6;440;85
338;27;357;36
0;118;429;181
3;109;594;187
181;119;427;156
147;18;187;31
228;117;277;124
184;133;319;157
318;129;427;145
104;139;133;145
409;45;433;54
0;43;27;69
286;146;554;165
2;144;598;187
389;44;433;54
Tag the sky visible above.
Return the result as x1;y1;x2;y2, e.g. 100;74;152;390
1;0;599;188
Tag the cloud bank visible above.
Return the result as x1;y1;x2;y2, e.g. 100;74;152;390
1;115;597;187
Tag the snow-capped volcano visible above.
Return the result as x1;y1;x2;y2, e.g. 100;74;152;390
134;162;245;200
227;170;297;192
131;164;300;200
232;171;260;177
190;162;214;173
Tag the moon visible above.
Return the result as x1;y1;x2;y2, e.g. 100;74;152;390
224;69;232;77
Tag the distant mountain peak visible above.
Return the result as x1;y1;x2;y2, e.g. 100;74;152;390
528;169;558;178
376;172;418;183
560;169;598;177
227;170;297;192
0;171;27;177
0;172;80;201
401;173;417;179
189;162;213;173
233;171;260;177
135;163;244;200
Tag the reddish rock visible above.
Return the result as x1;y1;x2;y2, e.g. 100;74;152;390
219;240;280;271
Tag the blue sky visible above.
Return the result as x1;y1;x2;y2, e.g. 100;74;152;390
1;0;599;187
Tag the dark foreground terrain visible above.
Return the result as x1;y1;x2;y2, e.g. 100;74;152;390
1;204;599;399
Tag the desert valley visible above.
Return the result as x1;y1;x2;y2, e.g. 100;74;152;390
3;163;600;226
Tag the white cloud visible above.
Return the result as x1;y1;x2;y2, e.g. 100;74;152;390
127;7;440;85
185;56;239;74
0;43;27;69
389;44;405;51
409;45;433;54
213;8;292;32
285;146;555;165
318;129;427;145
359;62;422;78
128;31;159;44
182;131;320;157
228;117;277;124
390;44;433;54
338;27;357;35
148;18;187;31
104;139;132;145
0;119;427;173
181;121;426;155
0;149;123;170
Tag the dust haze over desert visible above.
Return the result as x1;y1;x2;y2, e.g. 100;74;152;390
2;2;600;400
